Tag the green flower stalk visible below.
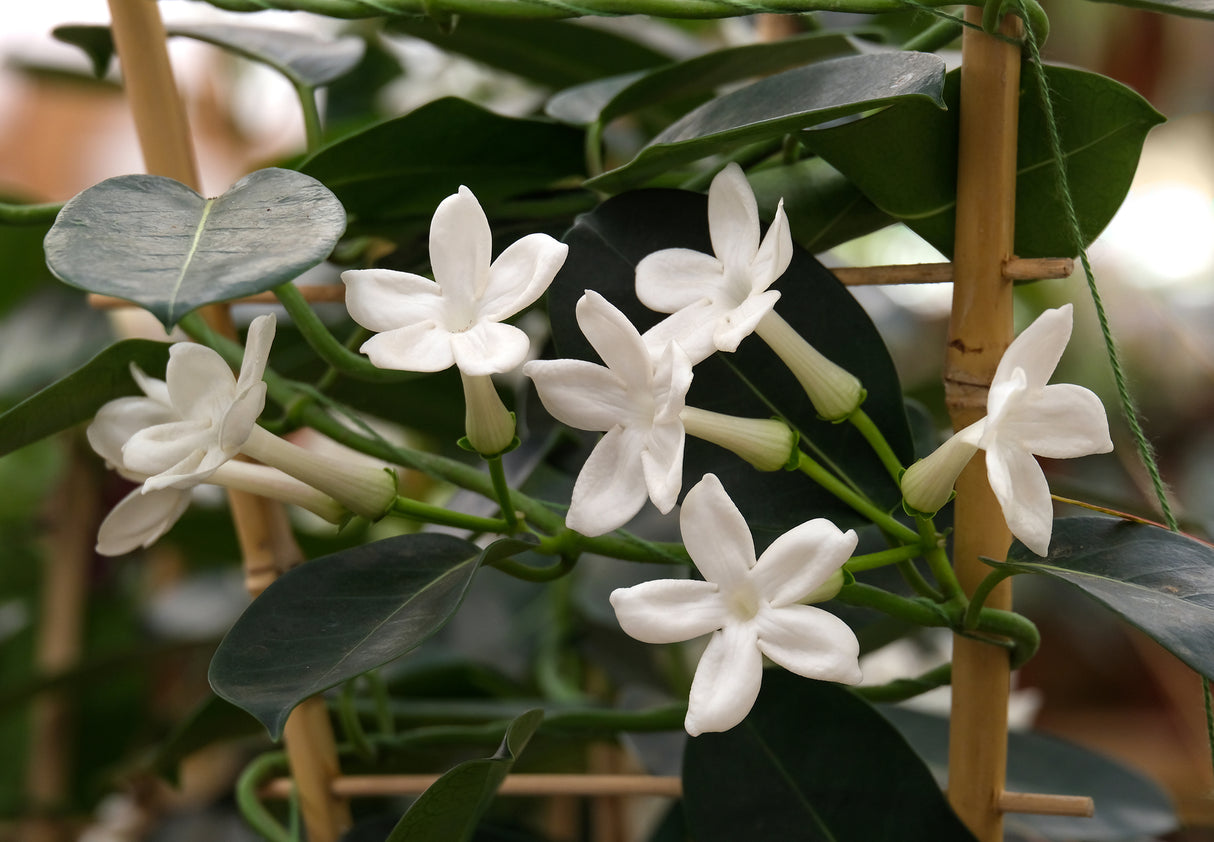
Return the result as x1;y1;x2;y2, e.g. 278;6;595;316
460;371;517;457
679;406;797;471
754;311;865;422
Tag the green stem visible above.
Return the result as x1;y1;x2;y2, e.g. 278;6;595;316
0;200;61;224
916;516;964;601
235;751;291;842
366;670;395;738
487;455;519;530
853;663;952;704
273;283;412;383
962;567;1017;630
487;553;577;583
834;582;950;628
844;543;925;574
389;495;509;533
536;577;587;704
796;452;919;544
959;606;1041;669
849;409;905;484
897;560;944;602
338;680;376;762
293;82;324;153
899;16;964;51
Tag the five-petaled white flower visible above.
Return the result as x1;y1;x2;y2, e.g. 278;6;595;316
636;162;792;364
342;185;568;377
523;291;691;537
118;314;273;491
900;304;1113;555
610;473;862;736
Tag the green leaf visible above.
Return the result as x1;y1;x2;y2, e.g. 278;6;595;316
882;705;1178;840
585;51;946;194
804;64;1164;258
387;17;671;90
683;673;976;842
44;168;347;328
0;338;169;458
301;98;584;229
546;188;913;541
209;535;531;739
55;23;364;89
1088;0;1214;19
994;516;1214;681
545;31;867;127
386;709;544;842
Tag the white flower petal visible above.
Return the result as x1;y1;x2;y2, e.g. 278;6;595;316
218;382;267;453
707;163;760;275
237;314;276;393
428;185;493;315
342;269;446;333
122;420;214;478
478;233;567;322
576;292;653;389
130;364;171;407
96;486;192;556
610;579;726;644
565;426;649;537
651;341;692;424
88;396;175;468
640;420;685;514
993;304;1073;392
711;289;780;353
165;344;237;422
1002;383;1114;459
750;199;793;290
524;359;628;431
449;321;531;375
986;443;1054;556
751;520;858;608
642;301;724;365
635;249;726;314
679;473;756;590
359;323;455;373
754;604;862;685
685;622;763;736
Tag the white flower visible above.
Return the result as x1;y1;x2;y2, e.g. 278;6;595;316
609;473;861;736
342;185;568;376
900;304;1113;555
523;291;691;537
119;314;273;490
636;162;792;363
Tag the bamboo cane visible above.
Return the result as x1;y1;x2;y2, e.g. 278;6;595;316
103;3;350;838
944;10;1023;841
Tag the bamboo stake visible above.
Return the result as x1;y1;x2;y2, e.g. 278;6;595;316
943;10;1023;841
103;3;350;838
23;447;99;842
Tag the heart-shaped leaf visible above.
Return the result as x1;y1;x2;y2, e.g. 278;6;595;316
0;338;170;458
546;188;913;541
301;98;584;229
386;710;544;842
585;51;946;194
804;64;1164;258
44;168;347;328
882;705;1178;840
683;673;976;842
545;31;867;127
992;516;1214;680
210;535;534;738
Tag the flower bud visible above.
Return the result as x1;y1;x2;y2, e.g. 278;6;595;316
754;312;864;422
899;421;985;516
679;406;797;471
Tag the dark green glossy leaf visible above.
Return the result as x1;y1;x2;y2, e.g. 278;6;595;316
1089;0;1214;19
0;338;169;458
168;23;364;88
749;157;894;254
546;188;912;541
804;65;1164;258
882;705;1178;840
209;535;533;738
55;23;363;89
388;17;671;90
586;51;946;194
44;168;347;328
683;673;976;842
301;98;584;228
545;31;866;127
994;516;1214;680
386;710;543;842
